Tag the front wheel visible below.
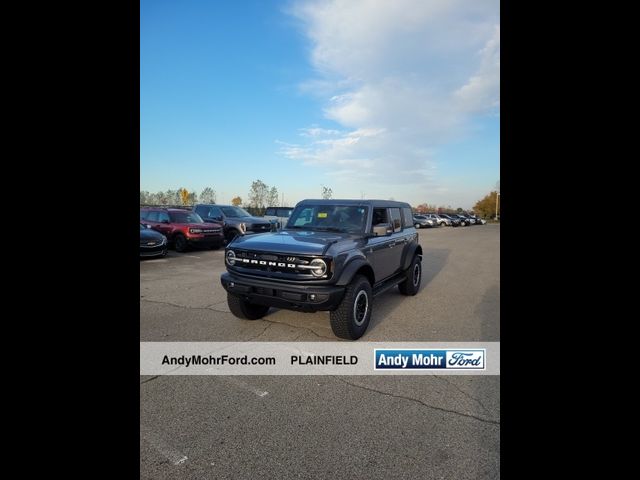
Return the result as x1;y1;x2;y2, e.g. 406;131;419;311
227;293;270;320
174;234;188;252
398;255;421;296
329;275;372;340
414;223;421;229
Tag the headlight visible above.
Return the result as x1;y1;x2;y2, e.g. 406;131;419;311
189;228;203;234
226;250;236;266
239;223;246;234
309;258;327;277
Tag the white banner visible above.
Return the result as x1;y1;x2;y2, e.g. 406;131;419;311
140;342;500;375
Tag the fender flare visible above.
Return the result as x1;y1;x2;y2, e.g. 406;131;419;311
335;258;374;286
401;242;423;270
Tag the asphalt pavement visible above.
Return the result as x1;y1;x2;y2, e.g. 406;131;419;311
140;224;500;479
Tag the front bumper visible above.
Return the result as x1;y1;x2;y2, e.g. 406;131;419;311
221;272;345;312
187;234;224;245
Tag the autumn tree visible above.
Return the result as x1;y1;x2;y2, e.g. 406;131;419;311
231;196;242;206
473;191;500;219
179;188;190;205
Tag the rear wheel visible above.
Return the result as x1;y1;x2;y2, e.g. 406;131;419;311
398;255;421;296
329;275;372;340
174;234;188;252
227;293;270;320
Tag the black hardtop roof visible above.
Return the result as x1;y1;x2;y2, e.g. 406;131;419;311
296;199;411;209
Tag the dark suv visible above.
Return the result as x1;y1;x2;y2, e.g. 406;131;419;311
140;208;223;252
193;204;273;244
221;199;423;340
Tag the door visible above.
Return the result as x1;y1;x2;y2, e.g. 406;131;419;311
367;207;398;282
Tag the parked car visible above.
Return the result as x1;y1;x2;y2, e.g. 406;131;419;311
139;223;167;258
221;199;422;340
424;213;449;226
263;207;294;230
469;215;486;225
193;204;274;244
140;208;224;252
439;214;461;227
413;214;436;228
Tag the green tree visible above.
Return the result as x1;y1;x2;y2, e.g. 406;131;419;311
200;187;216;204
248;180;269;208
267;186;279;207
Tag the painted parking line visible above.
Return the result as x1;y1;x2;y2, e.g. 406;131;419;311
221;377;269;397
140;423;189;466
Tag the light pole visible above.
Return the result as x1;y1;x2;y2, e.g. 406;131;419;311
495;192;500;220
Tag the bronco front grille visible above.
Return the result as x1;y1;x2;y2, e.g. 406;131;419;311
230;250;331;278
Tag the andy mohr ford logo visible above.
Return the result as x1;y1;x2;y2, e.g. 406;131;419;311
374;349;485;370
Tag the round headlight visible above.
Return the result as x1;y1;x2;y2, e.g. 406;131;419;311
226;250;236;266
309;258;327;277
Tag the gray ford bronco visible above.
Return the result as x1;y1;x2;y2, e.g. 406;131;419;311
221;199;422;339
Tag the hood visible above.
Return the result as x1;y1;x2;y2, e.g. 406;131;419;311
228;229;354;255
233;216;271;225
175;222;222;229
140;228;165;243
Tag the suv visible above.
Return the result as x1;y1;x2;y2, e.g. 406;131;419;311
263;206;294;230
413;214;436;228
221;199;423;340
193;204;273;244
140;208;223;252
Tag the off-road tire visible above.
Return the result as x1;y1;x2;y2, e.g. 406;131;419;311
398;255;421;296
329;275;372;340
227;293;270;320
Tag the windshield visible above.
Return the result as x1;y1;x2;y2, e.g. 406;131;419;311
169;211;204;223
221;206;251;218
286;205;368;234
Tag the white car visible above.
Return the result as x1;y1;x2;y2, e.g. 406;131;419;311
263;207;294;230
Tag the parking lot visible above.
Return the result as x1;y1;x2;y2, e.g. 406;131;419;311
140;225;500;479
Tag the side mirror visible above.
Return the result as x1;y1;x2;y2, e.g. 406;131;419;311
372;223;392;236
145;224;152;229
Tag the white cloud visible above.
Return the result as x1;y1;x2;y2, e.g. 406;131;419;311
281;0;500;206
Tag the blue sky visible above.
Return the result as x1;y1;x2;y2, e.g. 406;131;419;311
141;0;499;209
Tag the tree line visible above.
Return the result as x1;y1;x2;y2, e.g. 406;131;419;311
139;180;295;210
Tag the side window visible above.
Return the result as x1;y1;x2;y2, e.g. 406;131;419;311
209;206;223;218
371;208;389;229
158;212;170;223
266;208;276;216
277;208;291;217
195;206;207;217
389;208;402;232
402;208;413;227
146;211;159;222
140;210;148;220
